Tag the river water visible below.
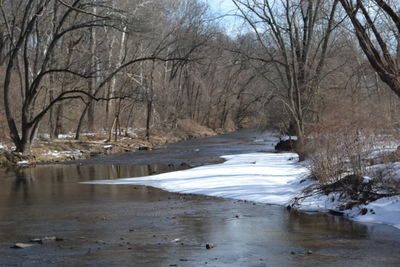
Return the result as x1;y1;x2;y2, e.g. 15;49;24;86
0;131;400;266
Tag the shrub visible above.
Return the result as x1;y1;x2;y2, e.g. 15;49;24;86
305;108;398;184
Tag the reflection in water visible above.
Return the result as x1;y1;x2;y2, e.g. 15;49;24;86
11;168;31;202
0;164;188;219
287;210;368;237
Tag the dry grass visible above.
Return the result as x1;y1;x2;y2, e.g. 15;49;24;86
176;119;216;139
305;107;399;184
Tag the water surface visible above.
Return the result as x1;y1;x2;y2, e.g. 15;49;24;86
0;131;399;266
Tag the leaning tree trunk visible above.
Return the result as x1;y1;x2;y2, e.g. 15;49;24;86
75;104;90;140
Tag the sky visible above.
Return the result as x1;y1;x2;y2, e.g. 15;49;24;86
207;0;237;12
204;0;245;35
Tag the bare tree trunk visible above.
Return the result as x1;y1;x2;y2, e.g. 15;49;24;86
53;104;63;138
105;33;115;126
109;27;127;115
75;104;90;140
108;99;122;141
145;60;156;141
87;26;97;133
48;89;55;138
145;99;153;141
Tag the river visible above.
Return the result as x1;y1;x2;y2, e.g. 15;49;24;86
0;131;399;266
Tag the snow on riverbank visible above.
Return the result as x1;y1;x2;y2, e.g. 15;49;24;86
351;196;400;229
83;151;400;230
84;152;311;205
293;187;400;230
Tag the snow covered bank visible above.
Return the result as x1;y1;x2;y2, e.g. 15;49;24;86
293;187;400;230
83;151;400;230
83;152;310;205
351;196;400;229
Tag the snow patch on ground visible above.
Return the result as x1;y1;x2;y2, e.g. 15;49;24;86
294;190;400;230
280;135;298;141
292;174;400;230
352;196;400;229
367;162;400;181
84;152;311;206
126;127;144;137
47;150;83;158
56;128;143;139
57;133;75;139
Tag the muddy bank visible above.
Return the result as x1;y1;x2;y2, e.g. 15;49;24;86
0;120;220;167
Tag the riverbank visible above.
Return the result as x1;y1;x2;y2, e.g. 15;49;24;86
0;119;219;167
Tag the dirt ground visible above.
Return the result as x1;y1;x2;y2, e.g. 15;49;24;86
0;119;220;167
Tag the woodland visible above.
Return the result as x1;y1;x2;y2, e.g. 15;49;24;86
0;0;399;177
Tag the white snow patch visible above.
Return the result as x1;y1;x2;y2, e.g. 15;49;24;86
367;162;400;181
363;177;372;184
58;132;101;139
83;152;311;206
294;183;400;230
352;196;400;229
126;127;144;137
298;194;400;230
17;160;29;165
57;133;75;139
280;135;298;141
47;150;82;158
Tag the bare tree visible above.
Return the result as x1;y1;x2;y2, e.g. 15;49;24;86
0;0;191;153
339;0;400;98
232;0;340;158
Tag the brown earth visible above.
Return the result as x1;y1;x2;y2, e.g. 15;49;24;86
0;121;217;167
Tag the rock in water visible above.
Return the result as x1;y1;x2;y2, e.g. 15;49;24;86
206;243;214;249
275;139;297;152
359;208;368;216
